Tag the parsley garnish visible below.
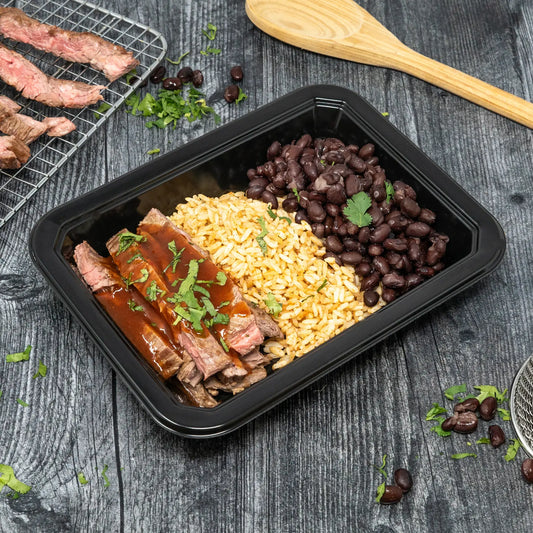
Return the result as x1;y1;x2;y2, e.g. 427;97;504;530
77;472;88;485
127;252;144;264
256;217;269;255
317;279;328;292
147;148;160;155
476;438;491;445
372;454;387;478
343;192;372;227
93;102;111;120
235;87;247;104
474;385;508;404
16;399;29;407
505;439;521;462
385;181;395;203
375;482;386;503
0;464;31;497
200;46;221;56
451;453;477;460
128;299;144;312
292;188;300;202
444;384;467;401
166;52;190;65
497;407;511;421
267;205;277;220
100;465;110;488
264;293;282;318
136;269;149;284
117;231;146;255
6;345;31;363
32;360;47;379
382;111;389;117
146;281;165;302
219;338;229;352
164;241;185;273
430;416;452;437
425;402;448;421
202;22;217;41
0;391;2;400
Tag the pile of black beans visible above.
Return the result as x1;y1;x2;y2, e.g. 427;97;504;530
379;468;413;505
245;135;449;306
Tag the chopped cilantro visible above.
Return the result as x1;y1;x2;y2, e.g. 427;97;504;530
343;192;372;227
124;68;137;84
430;416;451;437
444;384;466;401
166;52;190;65
6;345;31;363
78;472;88;485
127;252;144;264
202;22;217;40
476;438;491;445
267;205;277;220
372;454;387;478
426;402;448;421
146;281;165;302
256;217;269;256
200;46;221;56
164;241;185;273
264;293;282;318
16;399;29;407
128;299;144;312
385;181;395;203
93;102;111;120
0;464;31;497
147;148;160;155
292;188;300;202
32;359;47;379
135;269;149;284
451;453;477;460
219;337;229;352
300;294;314;303
497;407;511;421
0;391;2;400
474;385;508;404
505;439;521;462
375;481;386;503
215;272;227;285
235;87;247;104
382;111;389;117
117;231;146;255
317;279;328;292
100;465;110;488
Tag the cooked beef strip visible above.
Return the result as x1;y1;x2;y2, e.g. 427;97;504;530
73;242;183;379
41;116;76;136
107;229;233;380
0;95;20;114
178;381;219;408
0;43;104;107
0;134;30;169
205;367;268;395
241;348;272;369
0;113;47;143
177;352;203;387
0;8;139;82
138;208;265;355
247;302;284;340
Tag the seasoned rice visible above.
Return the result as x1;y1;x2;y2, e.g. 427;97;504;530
170;192;384;369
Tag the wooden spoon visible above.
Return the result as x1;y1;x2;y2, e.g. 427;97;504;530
246;0;533;129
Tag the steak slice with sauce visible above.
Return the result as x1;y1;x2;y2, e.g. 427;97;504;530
205;367;268;396
73;241;184;380
0;7;139;82
0;43;104;107
0;135;30;169
106;229;233;380
138;208;265;355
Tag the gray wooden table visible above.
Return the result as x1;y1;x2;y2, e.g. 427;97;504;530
1;0;533;531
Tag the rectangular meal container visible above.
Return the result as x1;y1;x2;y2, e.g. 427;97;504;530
29;85;506;438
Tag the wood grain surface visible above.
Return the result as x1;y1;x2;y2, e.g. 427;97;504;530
1;0;533;531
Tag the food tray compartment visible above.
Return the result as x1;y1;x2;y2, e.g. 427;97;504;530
0;0;167;229
30;85;505;438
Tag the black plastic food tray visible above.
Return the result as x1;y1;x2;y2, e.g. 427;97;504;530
30;85;505;438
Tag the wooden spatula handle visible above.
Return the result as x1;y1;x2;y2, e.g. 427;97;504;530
394;47;533;128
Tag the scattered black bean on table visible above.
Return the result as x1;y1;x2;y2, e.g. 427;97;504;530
479;396;498;420
245;135;449;305
394;468;413;493
230;65;244;82
380;485;403;505
224;84;240;103
488;424;506;447
521;458;533;483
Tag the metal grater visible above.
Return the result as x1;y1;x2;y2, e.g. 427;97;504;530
510;355;533;457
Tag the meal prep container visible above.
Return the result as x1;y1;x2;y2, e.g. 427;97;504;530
30;85;506;438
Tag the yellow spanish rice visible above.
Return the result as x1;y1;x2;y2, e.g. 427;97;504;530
169;192;383;369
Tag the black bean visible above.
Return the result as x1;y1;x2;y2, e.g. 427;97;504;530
272;174;286;189
325;150;344;164
363;290;379;307
381;288;397;303
230;65;244;82
379;485;403;505
354;262;372;278
405;273;423;289
282;196;299;212
344;174;360;197
388;215;411;233
295;209;310;225
367;244;383;256
393;181;417;202
479;397;497;421
286;145;303;161
370;223;391;243
521;459;533;483
302;161;318;180
417;265;435;277
224;84;240;103
307;201;326;223
418;208;436;225
453;411;478;434
249;177;269;189
358;143;375;160
360;272;380;291
246;186;264;200
149;65;166;83
394;469;413;493
324;252;342;265
311;223;325;239
163;76;182;90
327;183;346;205
296;134;312;148
454;398;480;413
192;69;204;87
325;235;343;254
442;415;458;431
400;197;421;218
373;256;390;276
265;183;285;196
371;185;386;203
365;156;379;166
340;251;363;265
261;190;278;208
488;425;506;448
426;238;447;266
349;156;367;173
382;272;406;289
406;222;431;237
383;238;408;252
177;66;194;83
326;203;340;217
358;226;370;243
323;215;334;235
267;141;282;160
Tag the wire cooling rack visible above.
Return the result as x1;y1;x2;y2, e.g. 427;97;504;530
510;355;533;457
0;0;167;229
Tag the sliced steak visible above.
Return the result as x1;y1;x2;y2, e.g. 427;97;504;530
205;367;268;395
0;43;104;107
0;7;139;82
138;208;265;355
247;301;284;339
73;242;183;379
241;348;271;369
177;352;203;387
179;381;219;408
0;134;30;169
41;116;76;137
0;113;47;143
107;228;233;379
0;95;21;115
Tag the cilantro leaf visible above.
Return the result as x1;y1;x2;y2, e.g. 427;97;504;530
505;439;521;462
219;337;229;352
16;398;29;407
317;279;328;293
0;464;31;496
375;481;386;503
100;465;110;488
32;359;47;379
202;22;217;40
147;148;160;155
451;453;477;460
235;87;247;105
264;293;282;318
128;299;144;312
497;407;511;421
0;391;2;400
292;188;300;202
430;416;452;437
426;402;448;421
215;271;227;285
267;205;277;220
78;472;88;485
117;231;146;255
127;252;144;264
164;241;185;273
124;68;138;84
372;454;387;478
343;192;372;227
166;52;190;65
474;385;508;404
444;384;467;401
93;102;112;120
145;281;164;303
256;217;269;256
385;181;395;203
6;345;31;363
476;438;491;445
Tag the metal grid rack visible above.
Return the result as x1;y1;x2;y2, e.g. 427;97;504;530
0;0;167;229
510;355;533;457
